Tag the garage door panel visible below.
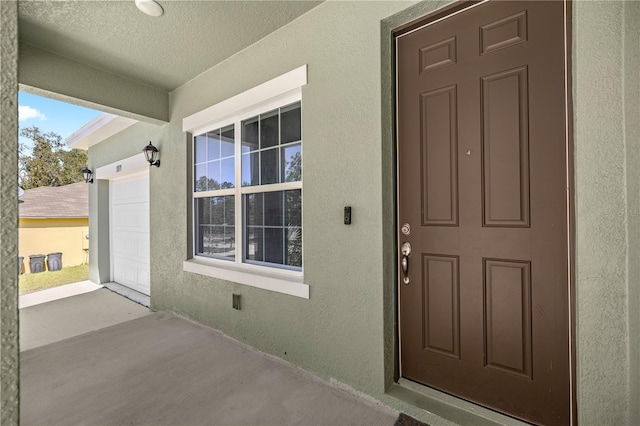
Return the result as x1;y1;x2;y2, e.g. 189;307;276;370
112;255;149;295
111;173;150;296
112;179;149;204
112;204;149;230
112;231;149;261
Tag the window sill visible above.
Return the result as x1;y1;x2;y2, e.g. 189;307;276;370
183;258;309;299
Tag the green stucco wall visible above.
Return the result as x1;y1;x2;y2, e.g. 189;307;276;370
574;2;636;424
88;179;111;284
19;43;169;125
78;1;640;425
624;2;640;425
90;1;417;397
0;1;19;423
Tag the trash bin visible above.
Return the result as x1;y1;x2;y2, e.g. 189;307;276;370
29;254;46;273
47;252;63;272
18;256;24;275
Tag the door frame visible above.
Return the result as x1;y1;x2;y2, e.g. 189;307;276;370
382;0;576;422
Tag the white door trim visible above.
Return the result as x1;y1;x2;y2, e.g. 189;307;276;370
96;152;148;180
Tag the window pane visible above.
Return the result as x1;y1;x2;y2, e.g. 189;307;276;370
221;125;234;158
197;225;210;255
207;130;221;161
207;161;220;190
195;164;208;192
210;226;225;255
224;226;236;259
285;227;302;268
281;102;301;144
210;197;224;224
242;152;259;186
261;148;278;185
242;117;259;153
243;191;300;270
260;109;279;149
282;144;301;182
224;195;235;226
197;198;210;225
195;134;207;164
245;227;263;262
195;196;235;260
264;191;283;226
285;190;301;226
220;158;235;189
264;228;284;265
194;101;302;270
245;193;263;226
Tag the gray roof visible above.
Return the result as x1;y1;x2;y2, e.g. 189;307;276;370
19;182;88;219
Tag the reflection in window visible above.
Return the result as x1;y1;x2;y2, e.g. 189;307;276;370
245;190;302;268
241;102;301;187
195;196;235;260
194;125;235;191
192;101;302;270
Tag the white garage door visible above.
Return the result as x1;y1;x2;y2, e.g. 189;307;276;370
111;172;150;296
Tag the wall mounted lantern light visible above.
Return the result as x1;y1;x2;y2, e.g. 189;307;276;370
82;167;94;184
143;142;161;167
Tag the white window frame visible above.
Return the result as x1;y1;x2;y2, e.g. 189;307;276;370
182;66;308;299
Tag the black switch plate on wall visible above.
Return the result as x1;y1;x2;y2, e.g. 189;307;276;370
232;294;241;310
344;206;352;225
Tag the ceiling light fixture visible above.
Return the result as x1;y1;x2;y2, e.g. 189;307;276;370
135;0;164;17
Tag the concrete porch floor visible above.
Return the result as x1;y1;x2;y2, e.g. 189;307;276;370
20;288;400;425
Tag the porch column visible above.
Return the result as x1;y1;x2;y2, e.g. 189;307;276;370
0;0;20;424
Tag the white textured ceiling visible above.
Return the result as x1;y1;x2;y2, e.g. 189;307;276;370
18;0;323;92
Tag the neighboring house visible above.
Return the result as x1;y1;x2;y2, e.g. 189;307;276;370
1;1;639;425
19;182;89;270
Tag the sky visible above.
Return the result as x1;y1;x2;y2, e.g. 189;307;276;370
18;91;102;152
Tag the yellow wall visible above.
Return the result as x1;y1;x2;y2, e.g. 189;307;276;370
19;218;89;272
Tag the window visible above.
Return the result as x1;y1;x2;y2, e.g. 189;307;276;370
183;65;308;298
193;100;302;271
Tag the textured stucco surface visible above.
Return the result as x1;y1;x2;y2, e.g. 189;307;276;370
88;180;111;284
19;43;169;124
17;1;322;92
66;0;639;425
624;2;640;425
574;1;632;424
379;0;453;389
90;0;416;401
0;1;20;423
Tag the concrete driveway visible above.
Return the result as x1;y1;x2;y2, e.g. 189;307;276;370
20;286;400;425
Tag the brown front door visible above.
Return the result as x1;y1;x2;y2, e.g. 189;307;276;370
397;1;571;424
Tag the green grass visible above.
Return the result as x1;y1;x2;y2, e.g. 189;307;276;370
19;264;89;295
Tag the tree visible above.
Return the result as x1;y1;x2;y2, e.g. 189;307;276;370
19;126;88;189
284;151;301;182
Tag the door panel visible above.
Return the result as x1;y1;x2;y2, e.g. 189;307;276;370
111;174;151;296
422;254;460;358
484;259;532;379
481;66;530;227
421;85;459;226
397;2;570;424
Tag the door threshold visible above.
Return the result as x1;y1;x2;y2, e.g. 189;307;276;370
104;282;150;308
386;379;530;426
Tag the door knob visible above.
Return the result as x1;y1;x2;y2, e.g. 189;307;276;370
401;242;411;284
